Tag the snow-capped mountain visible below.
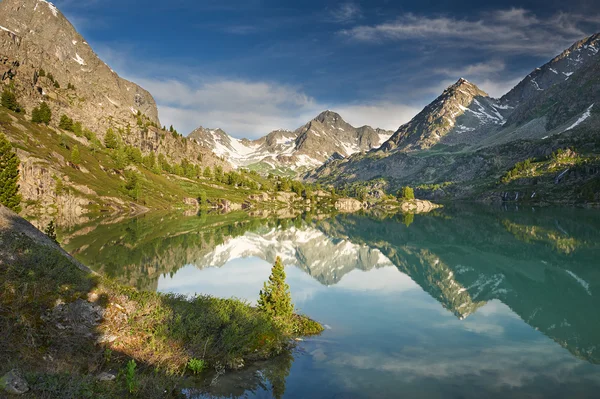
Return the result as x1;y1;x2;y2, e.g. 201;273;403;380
381;78;509;151
310;32;600;196
500;33;600;107
189;110;393;171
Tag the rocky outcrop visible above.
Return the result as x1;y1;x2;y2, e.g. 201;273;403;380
399;199;441;213
334;197;363;213
1;369;29;395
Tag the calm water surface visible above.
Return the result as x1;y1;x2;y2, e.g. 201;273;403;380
63;206;600;398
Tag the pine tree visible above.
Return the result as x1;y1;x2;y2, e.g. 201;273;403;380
58;114;74;131
203;166;212;179
0;133;22;212
258;257;293;321
1;90;22;113
38;102;52;124
104;128;119;149
71;145;81;165
44;220;58;243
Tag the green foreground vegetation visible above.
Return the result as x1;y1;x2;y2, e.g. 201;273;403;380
0;206;322;397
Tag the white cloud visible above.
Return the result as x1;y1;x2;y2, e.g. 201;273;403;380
340;8;598;56
134;77;325;137
130;75;421;138
328;2;362;24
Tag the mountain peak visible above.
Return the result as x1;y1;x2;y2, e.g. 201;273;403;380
445;77;488;98
314;110;345;124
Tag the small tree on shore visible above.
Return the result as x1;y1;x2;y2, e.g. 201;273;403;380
258;257;293;322
397;186;415;201
0;133;22;212
44;220;58;243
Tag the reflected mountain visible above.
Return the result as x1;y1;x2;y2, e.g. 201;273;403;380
317;206;600;364
63;206;600;366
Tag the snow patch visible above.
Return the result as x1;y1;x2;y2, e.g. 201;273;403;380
565;104;594;131
72;40;77;45
37;0;59;17
72;53;86;65
0;25;17;35
566;270;591;295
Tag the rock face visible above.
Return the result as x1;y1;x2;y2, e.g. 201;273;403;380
382;78;507;151
189;110;393;171
0;0;159;133
500;33;600;108
0;0;230;173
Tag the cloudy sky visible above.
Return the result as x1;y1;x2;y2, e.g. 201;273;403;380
54;0;600;138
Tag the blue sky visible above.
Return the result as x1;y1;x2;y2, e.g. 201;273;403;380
54;0;600;138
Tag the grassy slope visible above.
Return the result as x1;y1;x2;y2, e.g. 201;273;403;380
0;107;294;217
0;206;322;398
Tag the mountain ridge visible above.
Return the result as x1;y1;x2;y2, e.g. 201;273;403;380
189;110;393;172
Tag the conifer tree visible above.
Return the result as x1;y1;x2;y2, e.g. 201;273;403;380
71;145;81;165
58;114;74;131
104;128;119;149
258;257;293;321
0;133;22;212
32;101;52;124
1;89;22;113
44;220;58;243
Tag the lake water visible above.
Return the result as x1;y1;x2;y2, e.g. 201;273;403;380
62;205;600;398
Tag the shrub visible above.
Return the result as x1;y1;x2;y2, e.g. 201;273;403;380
187;358;206;374
124;360;137;394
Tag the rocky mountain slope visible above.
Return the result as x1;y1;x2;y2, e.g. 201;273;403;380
381;78;508;151
0;0;158;132
189;110;393;173
309;32;600;204
0;0;229;169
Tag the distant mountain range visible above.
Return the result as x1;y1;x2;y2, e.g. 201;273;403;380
189;110;393;173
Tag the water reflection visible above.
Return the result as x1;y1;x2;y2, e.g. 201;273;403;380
62;206;600;398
